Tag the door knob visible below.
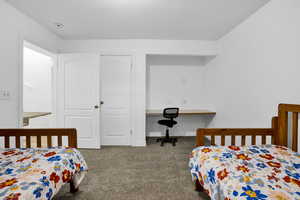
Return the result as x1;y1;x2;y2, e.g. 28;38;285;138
94;105;99;109
100;101;104;105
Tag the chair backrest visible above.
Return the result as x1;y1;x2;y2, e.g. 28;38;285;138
163;108;179;119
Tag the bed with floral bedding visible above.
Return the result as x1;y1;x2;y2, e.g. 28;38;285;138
189;145;300;200
0;147;87;200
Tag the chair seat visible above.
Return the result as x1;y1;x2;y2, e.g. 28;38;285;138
158;119;177;128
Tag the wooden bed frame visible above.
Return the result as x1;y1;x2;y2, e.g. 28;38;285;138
195;103;300;193
0;128;78;193
0;128;77;148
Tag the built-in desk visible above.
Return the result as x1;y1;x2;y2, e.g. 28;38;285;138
146;109;216;137
23;112;52;127
146;109;216;116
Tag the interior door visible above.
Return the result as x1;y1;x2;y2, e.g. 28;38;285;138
61;54;100;148
100;55;132;146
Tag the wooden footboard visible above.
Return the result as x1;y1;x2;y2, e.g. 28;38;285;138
0;128;79;194
0;128;77;148
196;104;300;151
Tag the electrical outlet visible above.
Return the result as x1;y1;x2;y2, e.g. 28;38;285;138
0;90;10;100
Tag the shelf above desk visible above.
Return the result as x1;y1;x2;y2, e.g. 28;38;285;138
146;109;216;116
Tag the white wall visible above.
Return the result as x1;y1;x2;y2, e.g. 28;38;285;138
0;0;60;128
146;55;213;137
23;47;53;112
205;0;300;150
59;40;218;146
147;55;207;109
59;40;218;55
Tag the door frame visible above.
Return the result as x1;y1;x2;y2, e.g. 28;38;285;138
99;54;134;146
18;39;58;128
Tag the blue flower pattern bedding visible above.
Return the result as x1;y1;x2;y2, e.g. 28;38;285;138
0;147;87;200
189;145;300;200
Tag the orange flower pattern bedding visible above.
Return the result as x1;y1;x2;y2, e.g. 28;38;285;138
0;147;87;200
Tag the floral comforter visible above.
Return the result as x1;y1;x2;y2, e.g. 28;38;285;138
189;145;300;200
0;147;87;200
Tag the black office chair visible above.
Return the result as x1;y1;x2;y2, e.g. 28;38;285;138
157;108;179;146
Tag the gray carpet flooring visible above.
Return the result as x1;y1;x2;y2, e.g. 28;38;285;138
54;137;209;200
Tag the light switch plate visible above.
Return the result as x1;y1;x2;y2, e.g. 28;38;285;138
0;90;10;100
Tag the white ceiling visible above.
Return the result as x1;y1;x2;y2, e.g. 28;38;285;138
7;0;270;40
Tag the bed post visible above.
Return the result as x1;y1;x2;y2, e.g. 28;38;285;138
195;179;204;192
70;180;79;193
69;129;79;193
196;129;205;146
272;116;279;145
277;104;300;150
278;104;288;146
68;129;78;148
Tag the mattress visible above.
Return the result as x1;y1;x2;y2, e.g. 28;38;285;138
189;145;300;200
0;147;87;200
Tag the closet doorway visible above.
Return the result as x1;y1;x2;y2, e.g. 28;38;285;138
21;41;57;146
59;54;133;148
22;41;56;128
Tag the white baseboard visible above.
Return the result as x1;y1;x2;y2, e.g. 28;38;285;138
185;131;196;137
132;139;146;147
147;131;196;137
147;132;162;137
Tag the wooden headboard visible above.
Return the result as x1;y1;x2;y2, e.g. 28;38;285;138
0;129;77;148
196;104;300;152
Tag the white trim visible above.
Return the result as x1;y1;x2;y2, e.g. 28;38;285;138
24;41;56;59
134;140;147;147
147;131;196;137
18;38;58;128
60;49;137;56
51;56;58;128
17;35;24;128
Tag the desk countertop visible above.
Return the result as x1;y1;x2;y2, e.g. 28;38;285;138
23;112;52;127
146;109;216;116
23;112;52;120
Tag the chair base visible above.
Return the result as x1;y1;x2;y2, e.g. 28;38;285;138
156;128;178;146
157;137;178;146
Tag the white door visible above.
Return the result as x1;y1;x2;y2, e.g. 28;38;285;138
100;55;132;146
60;54;100;149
